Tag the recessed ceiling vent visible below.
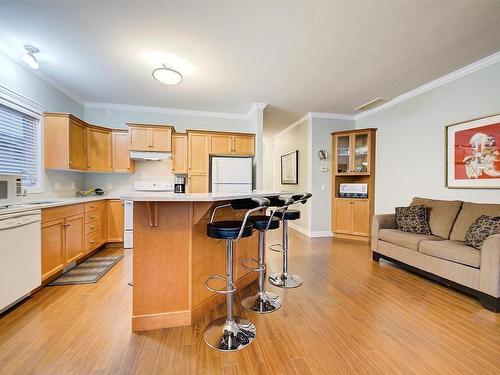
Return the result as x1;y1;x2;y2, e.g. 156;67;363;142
354;97;389;111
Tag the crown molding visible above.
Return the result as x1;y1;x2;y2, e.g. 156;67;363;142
355;50;500;120
310;112;355;120
247;102;268;118
0;45;85;106
84;101;250;120
273;113;311;138
0;84;46;114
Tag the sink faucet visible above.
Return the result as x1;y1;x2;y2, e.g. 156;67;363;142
20;170;36;185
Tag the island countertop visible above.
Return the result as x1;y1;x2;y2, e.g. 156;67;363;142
120;190;284;202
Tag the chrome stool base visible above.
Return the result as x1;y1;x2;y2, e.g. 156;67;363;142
268;273;303;289
203;316;256;352
241;291;282;314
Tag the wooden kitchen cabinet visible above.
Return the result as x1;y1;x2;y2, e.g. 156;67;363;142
333;198;353;234
112;130;134;173
41;219;65;281
128;124;173;152
172;133;188;174
188;132;210;173
84;201;107;254
209;133;255;156
333;198;371;240
210;134;233;154
86;126;112;172
107;199;124;242
188;174;209;193
64;213;85;264
233;135;255;155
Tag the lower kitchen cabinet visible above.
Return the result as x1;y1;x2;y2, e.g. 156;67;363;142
107;199;124;242
41;219;65;281
64;214;85;264
333;198;370;239
188;174;209;193
84;200;107;254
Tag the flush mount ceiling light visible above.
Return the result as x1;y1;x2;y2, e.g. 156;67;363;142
152;64;183;85
22;45;40;69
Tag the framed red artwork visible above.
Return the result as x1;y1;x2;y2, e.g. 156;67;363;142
446;113;500;188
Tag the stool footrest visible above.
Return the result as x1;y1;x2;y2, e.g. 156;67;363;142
241;258;265;272
269;243;285;253
205;274;236;294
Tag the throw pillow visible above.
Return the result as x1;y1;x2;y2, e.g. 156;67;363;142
464;215;500;250
395;205;431;235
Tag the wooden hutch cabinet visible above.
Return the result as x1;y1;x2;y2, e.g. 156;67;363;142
331;128;376;242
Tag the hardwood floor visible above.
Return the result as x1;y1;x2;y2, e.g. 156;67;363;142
0;230;499;374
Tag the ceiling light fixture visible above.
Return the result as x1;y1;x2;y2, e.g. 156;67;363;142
152;64;183;85
22;45;40;69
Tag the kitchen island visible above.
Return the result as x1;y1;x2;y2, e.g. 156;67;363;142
120;191;282;332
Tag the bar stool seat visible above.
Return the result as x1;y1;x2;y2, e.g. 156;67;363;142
250;215;280;231
273;209;301;221
207;221;253;239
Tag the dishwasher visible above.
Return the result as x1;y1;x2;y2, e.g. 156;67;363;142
0;209;41;314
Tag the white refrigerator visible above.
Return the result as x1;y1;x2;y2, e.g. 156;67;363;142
211;157;253;193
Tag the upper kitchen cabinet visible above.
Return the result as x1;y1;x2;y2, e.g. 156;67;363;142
127;124;173;152
112;130;135;173
209;132;255;156
86;126;112;172
172;133;188;174
187;132;210;174
45;113;87;171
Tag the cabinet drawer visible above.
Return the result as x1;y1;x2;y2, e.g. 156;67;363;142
42;204;84;223
85;211;99;223
85;230;101;253
85;220;100;234
84;201;103;212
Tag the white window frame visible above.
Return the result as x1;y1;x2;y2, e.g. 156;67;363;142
0;85;45;194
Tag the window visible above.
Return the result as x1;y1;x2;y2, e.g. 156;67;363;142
0;90;44;193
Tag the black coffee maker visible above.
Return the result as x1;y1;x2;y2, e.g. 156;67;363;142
174;176;186;193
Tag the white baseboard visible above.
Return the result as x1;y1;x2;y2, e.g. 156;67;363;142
288;223;333;238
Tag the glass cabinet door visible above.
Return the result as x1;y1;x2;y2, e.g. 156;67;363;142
336;135;351;174
353;133;369;173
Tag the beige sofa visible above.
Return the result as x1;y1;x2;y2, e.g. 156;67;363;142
372;197;500;312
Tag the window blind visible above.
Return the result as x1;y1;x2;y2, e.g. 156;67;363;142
0;103;39;186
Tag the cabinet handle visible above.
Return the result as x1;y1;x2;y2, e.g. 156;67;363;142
64;223;71;227
90;215;95;219
90;240;95;244
90;226;95;229
69;161;73;164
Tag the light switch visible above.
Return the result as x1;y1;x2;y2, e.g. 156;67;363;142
321;184;325;191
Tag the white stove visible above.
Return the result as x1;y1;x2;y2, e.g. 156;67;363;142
124;181;174;249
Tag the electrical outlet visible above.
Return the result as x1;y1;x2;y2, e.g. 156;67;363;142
320;167;328;172
70;182;75;190
321;184;325;191
54;182;61;191
106;183;113;190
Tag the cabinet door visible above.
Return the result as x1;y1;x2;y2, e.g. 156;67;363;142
98;201;107;245
334;135;351;174
41;219;65;281
172;134;188;174
233;135;255;155
150;128;172;151
210;134;233;154
130;127;151;151
334;199;352;234
112;132;134;172
107;200;124;242
353;132;370;174
64;214;85;264
87;127;111;172
351;200;370;236
69;120;87;170
189;174;209;193
188;133;210;173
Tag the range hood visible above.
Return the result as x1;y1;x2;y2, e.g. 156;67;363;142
129;151;171;161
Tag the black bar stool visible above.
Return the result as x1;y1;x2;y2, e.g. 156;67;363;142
204;197;270;352
241;196;294;314
268;193;312;289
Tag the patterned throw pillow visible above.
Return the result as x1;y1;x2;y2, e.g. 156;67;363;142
464;215;500;250
395;205;431;234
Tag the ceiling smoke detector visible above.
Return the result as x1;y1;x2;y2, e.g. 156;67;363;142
354;97;389;111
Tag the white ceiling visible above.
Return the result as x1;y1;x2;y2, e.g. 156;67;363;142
1;1;500;135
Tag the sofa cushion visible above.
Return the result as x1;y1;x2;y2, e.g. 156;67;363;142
419;240;480;268
379;229;442;251
450;202;500;241
464;215;500;250
411;197;462;239
395;205;431;234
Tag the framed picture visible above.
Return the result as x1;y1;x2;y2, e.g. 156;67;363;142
446;113;500;189
281;150;298;185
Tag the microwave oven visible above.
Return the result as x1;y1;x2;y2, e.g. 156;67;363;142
339;183;368;198
0;174;23;207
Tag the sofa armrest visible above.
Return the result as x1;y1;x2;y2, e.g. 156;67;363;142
371;214;396;252
479;233;500;298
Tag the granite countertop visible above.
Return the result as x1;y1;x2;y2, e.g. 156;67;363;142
120;190;285;202
0;193;130;215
